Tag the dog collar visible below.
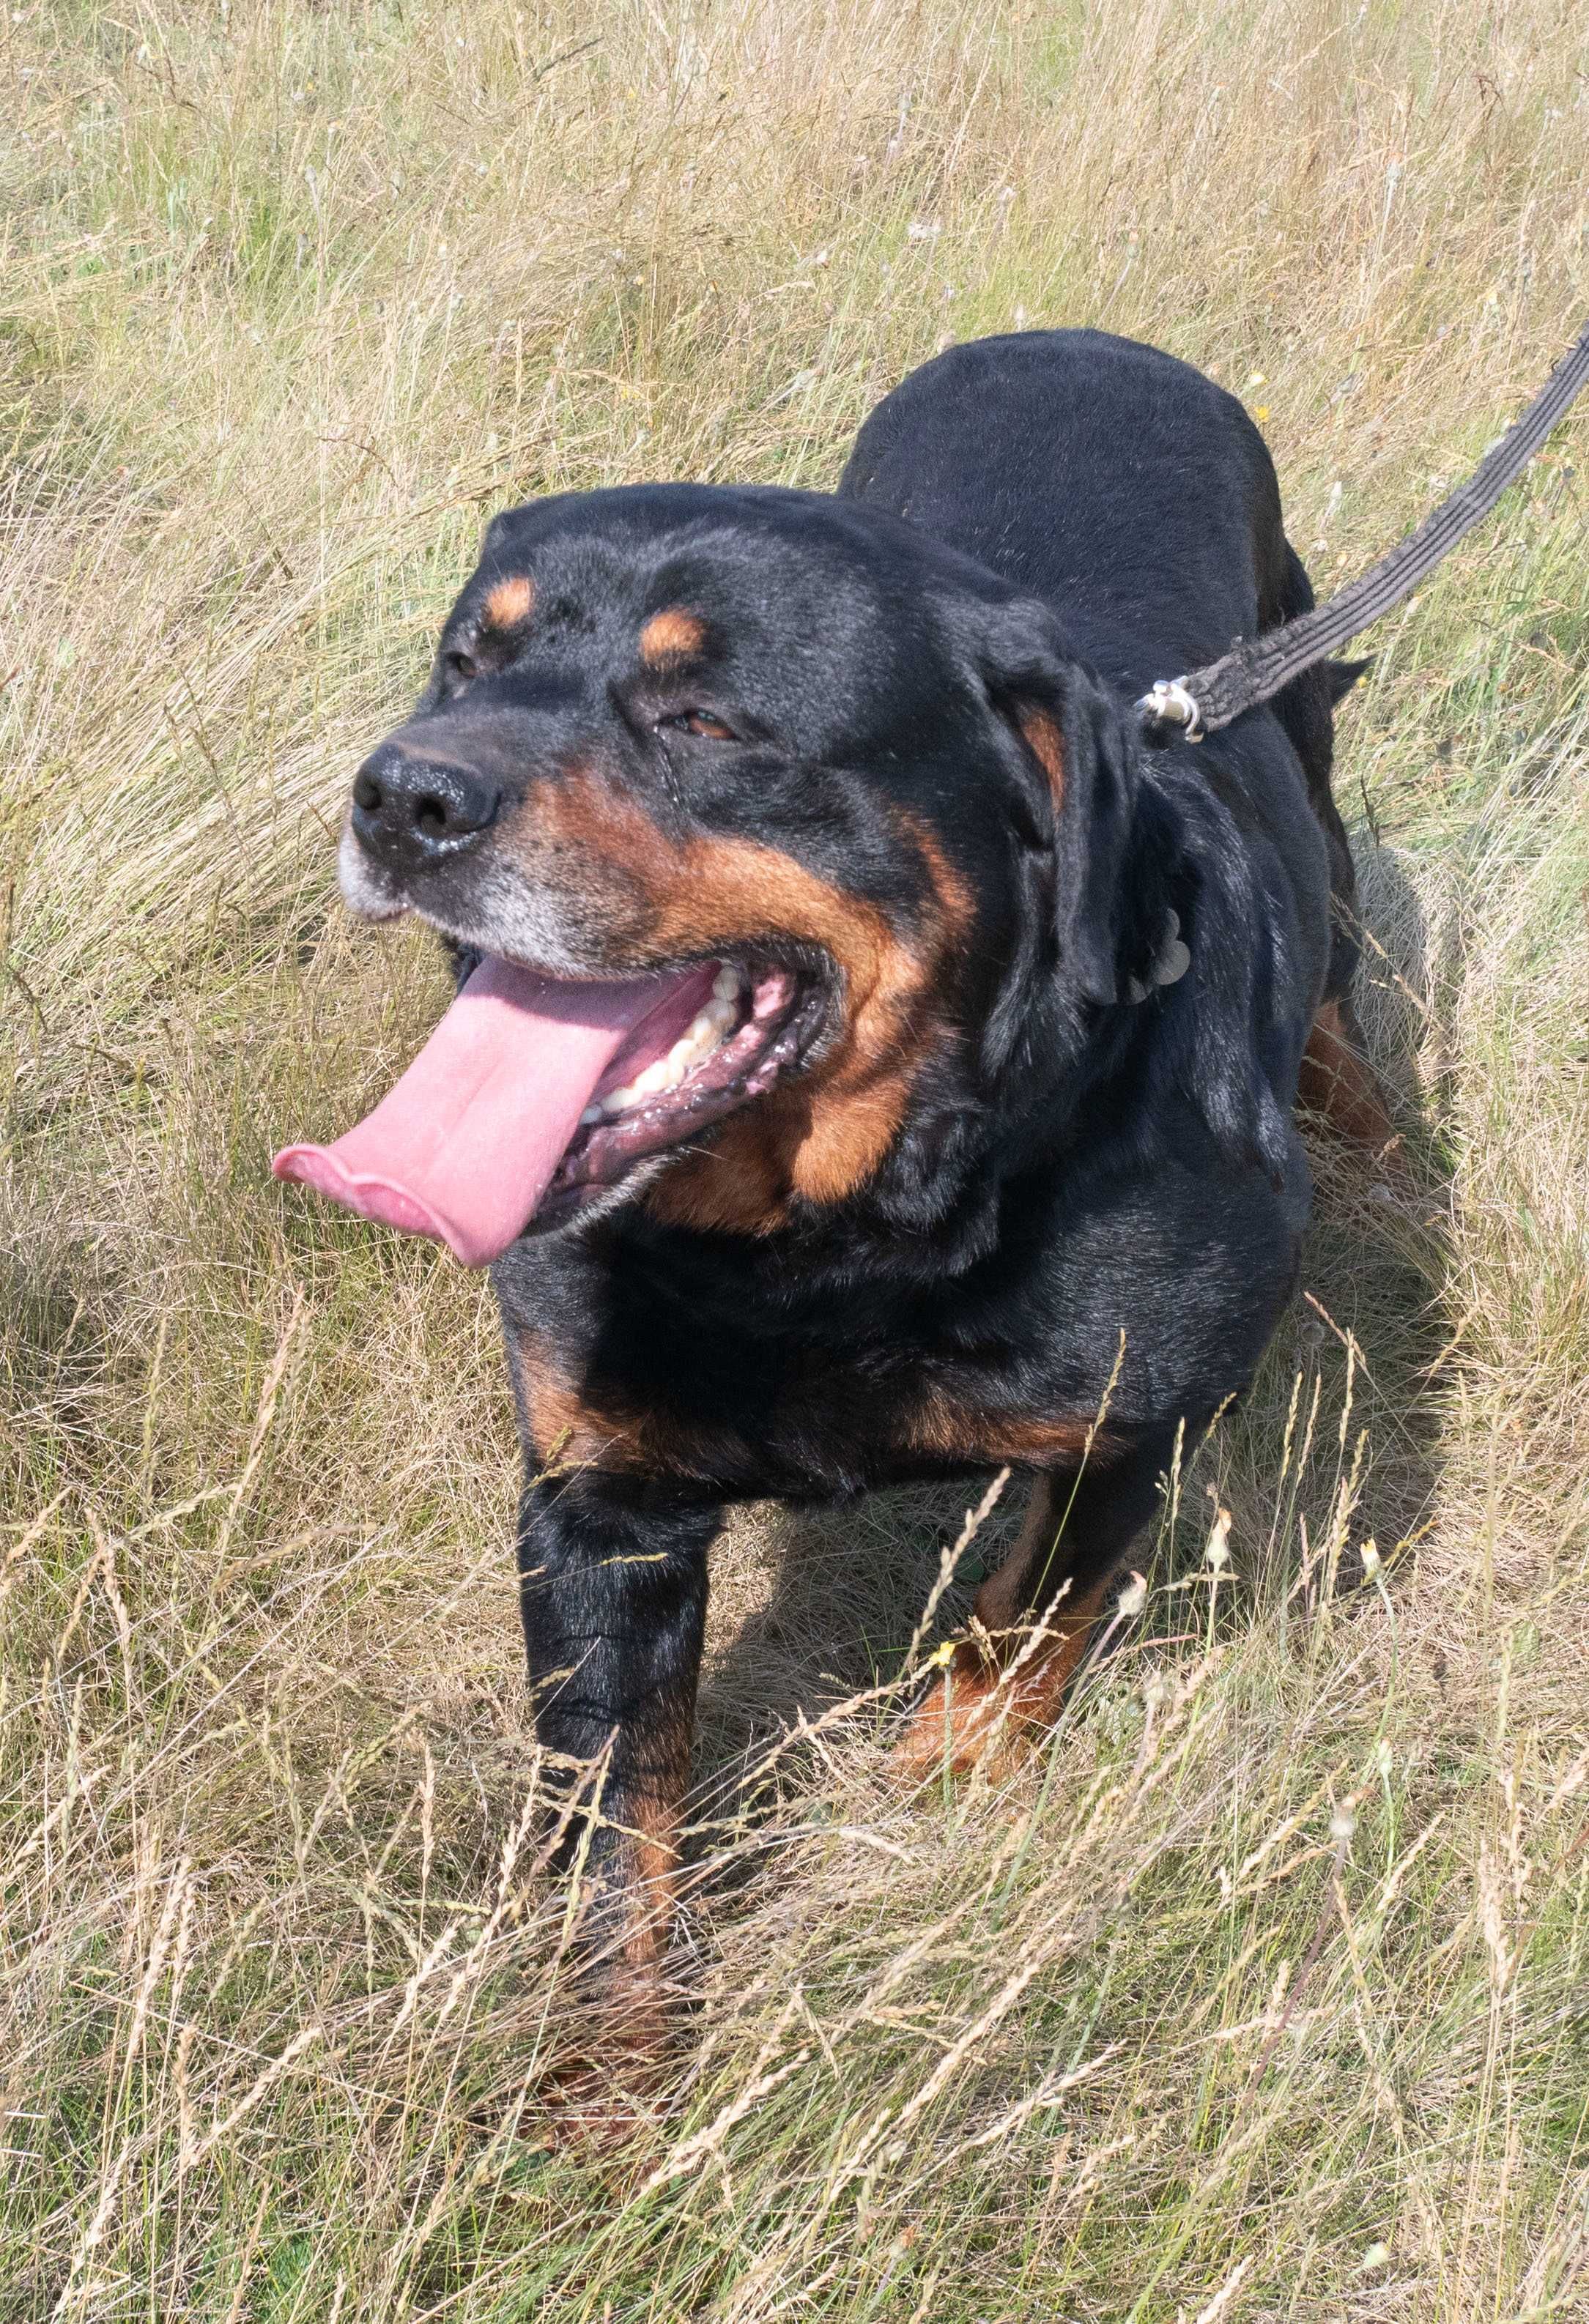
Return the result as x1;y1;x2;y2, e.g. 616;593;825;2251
1125;909;1190;1005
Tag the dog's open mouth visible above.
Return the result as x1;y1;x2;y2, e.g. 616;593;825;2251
273;954;818;1264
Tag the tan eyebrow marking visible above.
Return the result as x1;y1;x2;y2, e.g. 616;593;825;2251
639;608;707;666
482;574;536;630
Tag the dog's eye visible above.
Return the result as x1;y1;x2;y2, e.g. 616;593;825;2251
659;708;736;742
442;649;478;682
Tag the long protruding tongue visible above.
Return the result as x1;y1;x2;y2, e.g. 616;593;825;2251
273;955;703;1266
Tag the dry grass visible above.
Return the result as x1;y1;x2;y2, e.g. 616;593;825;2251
3;1;1588;2315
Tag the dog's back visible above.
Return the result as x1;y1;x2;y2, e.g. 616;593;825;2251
839;327;1365;1011
838;329;1294;687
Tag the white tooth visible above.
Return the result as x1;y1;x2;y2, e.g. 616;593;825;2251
579;1103;604;1125
602;1083;640;1115
667;1036;697;1074
711;966;741;1003
686;1011;719;1049
706;996;738;1033
657;1053;686;1088
633;1058;670;1096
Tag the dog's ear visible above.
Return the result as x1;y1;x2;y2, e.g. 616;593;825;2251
971;594;1296;1181
972;598;1147;1006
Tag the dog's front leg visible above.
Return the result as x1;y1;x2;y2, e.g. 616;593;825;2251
516;1468;720;2091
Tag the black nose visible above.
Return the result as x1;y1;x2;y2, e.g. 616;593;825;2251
350;743;501;875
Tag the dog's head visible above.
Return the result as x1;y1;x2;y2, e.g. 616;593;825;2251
277;483;1195;1261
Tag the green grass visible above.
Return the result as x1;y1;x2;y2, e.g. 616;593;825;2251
3;1;1588;2316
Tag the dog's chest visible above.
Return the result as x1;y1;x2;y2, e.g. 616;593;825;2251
501;1256;1108;1498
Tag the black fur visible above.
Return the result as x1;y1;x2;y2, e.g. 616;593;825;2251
335;329;1366;2042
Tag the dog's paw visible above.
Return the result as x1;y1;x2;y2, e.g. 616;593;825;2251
892;1642;1019;1779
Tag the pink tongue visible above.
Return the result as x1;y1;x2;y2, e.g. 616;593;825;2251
273;955;700;1266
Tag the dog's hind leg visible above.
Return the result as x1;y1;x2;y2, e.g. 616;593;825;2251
1264;554;1407;1179
894;1432;1175;1778
1297;994;1407;1181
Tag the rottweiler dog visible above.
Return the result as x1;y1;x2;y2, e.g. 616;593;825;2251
277;328;1396;2079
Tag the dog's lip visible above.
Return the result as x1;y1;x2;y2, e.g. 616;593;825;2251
531;970;829;1228
410;909;842;1214
558;966;814;1168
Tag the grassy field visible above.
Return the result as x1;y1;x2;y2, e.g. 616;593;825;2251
4;0;1588;2314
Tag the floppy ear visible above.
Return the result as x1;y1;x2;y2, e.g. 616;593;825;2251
974;600;1148;1006
973;598;1201;1017
974;595;1297;1181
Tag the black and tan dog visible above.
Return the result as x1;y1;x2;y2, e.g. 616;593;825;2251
277;328;1397;2081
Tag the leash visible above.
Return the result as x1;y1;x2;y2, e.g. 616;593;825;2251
1136;316;1589;744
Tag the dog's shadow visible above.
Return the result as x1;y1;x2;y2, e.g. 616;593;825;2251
694;1477;1022;1783
695;832;1456;1788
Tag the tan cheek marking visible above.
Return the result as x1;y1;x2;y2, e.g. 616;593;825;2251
1018;706;1066;807
492;768;661;939
640;609;706;666
495;767;960;1223
643;1110;799;1235
507;765;646;857
897;811;977;944
650;812;982;1221
648;836;930;1217
483;573;536;631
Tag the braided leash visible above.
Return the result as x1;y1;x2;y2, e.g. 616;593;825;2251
1137;316;1589;744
